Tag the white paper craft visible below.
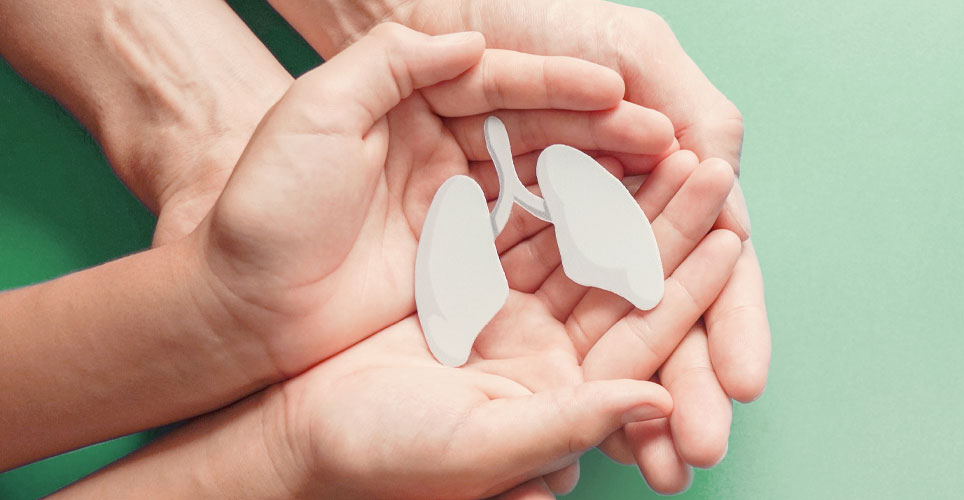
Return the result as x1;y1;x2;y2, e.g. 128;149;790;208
415;117;664;366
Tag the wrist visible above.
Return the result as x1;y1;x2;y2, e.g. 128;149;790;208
50;385;310;500
180;231;285;395
198;385;317;500
267;0;416;57
149;136;246;246
90;0;292;221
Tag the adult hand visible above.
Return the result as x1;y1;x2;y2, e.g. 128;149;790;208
266;0;771;491
54;23;740;499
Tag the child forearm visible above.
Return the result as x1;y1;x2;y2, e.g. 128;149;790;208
45;385;302;500
0;237;276;471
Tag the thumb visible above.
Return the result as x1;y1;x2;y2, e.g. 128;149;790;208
207;24;483;281
466;380;672;481
282;22;485;136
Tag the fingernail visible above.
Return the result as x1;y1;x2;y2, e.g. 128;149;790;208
620;404;666;424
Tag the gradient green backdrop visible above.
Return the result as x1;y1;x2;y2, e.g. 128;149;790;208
2;1;962;498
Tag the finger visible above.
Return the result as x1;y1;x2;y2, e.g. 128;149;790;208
464;380;671;479
446;102;675;162
597;430;636;465
626;419;693;495
483;157;624;259
567;161;735;357
595;5;746;171
288;23;484;136
713;180;751;240
532;152;695;321
582;230;741;382
705;239;771;403
543;462;580;495
501;226;560;293
491;479;556;500
534;266;587;322
650;158;734;271
213;24;485;279
659;322;732;468
424;50;625;116
602;321;733;469
495;156;623;293
470;152;624;203
635;150;699;221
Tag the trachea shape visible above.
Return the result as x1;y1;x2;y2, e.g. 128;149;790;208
415;117;664;367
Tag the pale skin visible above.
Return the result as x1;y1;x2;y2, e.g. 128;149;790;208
0;1;766;498
0;0;682;478
264;0;771;493
0;1;662;471
50;24;741;499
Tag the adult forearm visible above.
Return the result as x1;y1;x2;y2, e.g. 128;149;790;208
0;0;290;231
0;238;275;471
266;0;406;58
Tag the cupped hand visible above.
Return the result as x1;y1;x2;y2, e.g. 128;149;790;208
272;1;772;491
261;151;742;499
192;22;675;383
257;155;743;499
186;20;749;497
177;22;700;499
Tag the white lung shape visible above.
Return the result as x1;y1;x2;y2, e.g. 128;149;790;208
537;144;664;310
415;175;509;367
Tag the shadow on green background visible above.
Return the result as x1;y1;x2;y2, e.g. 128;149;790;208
2;1;962;498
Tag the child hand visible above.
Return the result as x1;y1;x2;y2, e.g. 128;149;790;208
190;22;675;380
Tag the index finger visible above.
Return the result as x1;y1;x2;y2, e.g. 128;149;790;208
423;49;626;116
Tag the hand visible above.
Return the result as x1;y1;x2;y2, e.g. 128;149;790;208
200;152;742;499
53;23;738;499
194;22;740;498
267;0;771;491
191;22;676;384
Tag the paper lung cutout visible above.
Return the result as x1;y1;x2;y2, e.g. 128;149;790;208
414;175;509;367
537;145;664;310
415;117;663;367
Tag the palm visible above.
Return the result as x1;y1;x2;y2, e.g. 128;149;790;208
275;148;741;497
282;298;582;500
275;95;479;368
196;25;740;496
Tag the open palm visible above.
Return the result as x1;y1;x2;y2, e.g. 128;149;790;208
278;213;739;499
271;137;741;499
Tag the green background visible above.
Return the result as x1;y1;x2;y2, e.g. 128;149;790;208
1;1;961;498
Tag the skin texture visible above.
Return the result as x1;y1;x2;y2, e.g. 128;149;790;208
266;0;772;492
53;25;741;499
0;0;292;471
0;0;293;247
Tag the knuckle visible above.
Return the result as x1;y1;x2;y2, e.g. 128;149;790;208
623;314;662;361
635;8;670;32
479;55;504;109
